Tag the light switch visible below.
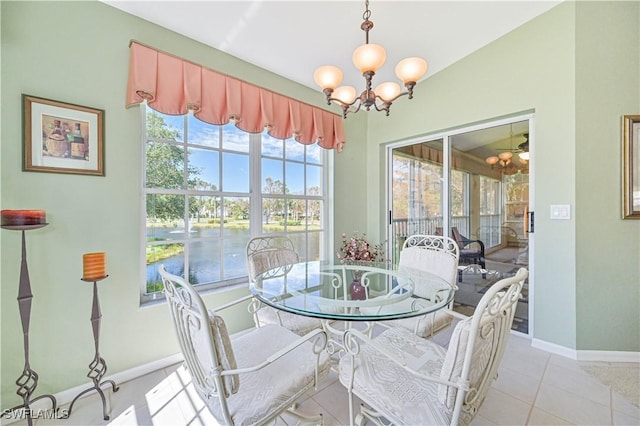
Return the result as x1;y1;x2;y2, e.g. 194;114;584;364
550;204;571;220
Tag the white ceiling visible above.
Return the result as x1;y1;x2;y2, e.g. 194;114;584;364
103;0;561;91
103;0;559;152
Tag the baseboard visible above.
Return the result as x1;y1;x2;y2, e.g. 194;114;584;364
53;353;185;406
1;353;184;425
576;350;640;363
532;338;579;359
532;338;640;362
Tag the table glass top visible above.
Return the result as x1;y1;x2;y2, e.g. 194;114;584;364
250;260;455;321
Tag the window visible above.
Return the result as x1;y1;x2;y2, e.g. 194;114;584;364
142;106;329;302
478;175;502;247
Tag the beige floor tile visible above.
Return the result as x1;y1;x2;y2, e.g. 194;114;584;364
107;404;153;426
469;413;497;425
612;390;640;419
613;409;640;426
500;343;550;381
310;380;352;425
476;388;531;425
493;366;542;404
109;369;173;416
542;361;611;406
536;381;611;425
527;407;573;425
17;328;635;426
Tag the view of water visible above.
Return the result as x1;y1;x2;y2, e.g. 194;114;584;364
146;226;320;290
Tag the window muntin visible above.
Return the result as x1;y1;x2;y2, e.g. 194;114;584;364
142;106;328;302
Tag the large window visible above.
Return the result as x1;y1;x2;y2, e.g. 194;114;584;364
142;106;329;302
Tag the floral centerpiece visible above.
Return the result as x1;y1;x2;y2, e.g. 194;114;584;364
337;231;385;263
337;232;386;301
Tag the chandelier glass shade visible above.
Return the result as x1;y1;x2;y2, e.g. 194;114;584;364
313;0;428;118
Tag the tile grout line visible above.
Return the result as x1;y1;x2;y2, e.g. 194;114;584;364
524;352;550;425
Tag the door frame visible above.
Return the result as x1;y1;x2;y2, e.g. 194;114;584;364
385;113;535;336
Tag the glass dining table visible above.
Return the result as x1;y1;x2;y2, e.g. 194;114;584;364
249;260;455;322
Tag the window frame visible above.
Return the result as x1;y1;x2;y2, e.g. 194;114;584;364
140;106;332;304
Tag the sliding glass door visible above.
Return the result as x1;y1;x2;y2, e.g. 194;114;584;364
388;117;532;334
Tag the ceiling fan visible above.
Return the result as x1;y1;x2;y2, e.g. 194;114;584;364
498;132;529;153
486;127;530;173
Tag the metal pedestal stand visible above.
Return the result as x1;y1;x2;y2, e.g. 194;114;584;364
0;224;57;426
67;276;119;420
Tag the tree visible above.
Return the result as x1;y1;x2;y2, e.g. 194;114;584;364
262;177;286;224
145;110;203;221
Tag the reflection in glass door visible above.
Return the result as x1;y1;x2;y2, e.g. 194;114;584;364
390;139;444;261
388;118;531;334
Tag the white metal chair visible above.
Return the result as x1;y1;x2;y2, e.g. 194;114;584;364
246;236;324;336
339;267;528;426
159;265;331;425
380;234;460;337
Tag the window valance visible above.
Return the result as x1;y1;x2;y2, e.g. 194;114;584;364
126;41;345;151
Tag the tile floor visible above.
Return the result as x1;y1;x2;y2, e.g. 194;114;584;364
6;329;639;426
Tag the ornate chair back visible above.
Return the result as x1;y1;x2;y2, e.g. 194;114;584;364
246;236;322;336
442;267;528;424
159;265;239;422
400;234;460;289
246;236;299;280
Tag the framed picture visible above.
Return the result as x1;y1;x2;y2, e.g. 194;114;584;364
623;115;640;219
23;94;105;176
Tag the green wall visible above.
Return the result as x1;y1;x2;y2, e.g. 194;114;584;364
337;0;639;351
574;1;640;350
0;0;336;406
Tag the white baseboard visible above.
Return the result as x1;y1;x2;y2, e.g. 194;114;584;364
1;353;184;425
532;338;578;359
54;353;185;406
532;338;640;362
576;350;640;363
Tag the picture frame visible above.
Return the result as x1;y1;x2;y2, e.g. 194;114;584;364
623;115;640;219
23;94;105;176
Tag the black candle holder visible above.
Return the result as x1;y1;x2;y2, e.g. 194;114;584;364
67;275;119;420
0;224;57;426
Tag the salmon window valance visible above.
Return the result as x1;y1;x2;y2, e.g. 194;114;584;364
126;41;345;151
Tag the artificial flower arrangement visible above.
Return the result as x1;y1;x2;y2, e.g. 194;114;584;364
337;231;385;262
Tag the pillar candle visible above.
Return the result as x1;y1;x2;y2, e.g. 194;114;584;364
83;252;106;280
1;209;46;226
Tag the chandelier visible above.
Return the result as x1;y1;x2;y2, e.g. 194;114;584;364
313;0;428;118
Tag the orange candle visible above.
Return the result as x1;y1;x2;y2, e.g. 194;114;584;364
83;252;106;280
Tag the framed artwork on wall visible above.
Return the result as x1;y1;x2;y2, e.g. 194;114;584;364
623;114;640;219
22;94;105;176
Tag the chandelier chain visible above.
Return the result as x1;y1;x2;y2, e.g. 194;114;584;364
363;0;371;21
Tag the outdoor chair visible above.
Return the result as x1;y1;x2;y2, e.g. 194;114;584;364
159;265;331;425
339;267;528;426
451;227;486;273
379;234;460;338
246;236;324;336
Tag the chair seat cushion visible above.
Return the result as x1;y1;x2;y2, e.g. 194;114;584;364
339;327;459;426
256;306;323;336
200;324;331;425
380;309;453;338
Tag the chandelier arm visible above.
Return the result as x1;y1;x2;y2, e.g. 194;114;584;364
405;82;417;99
376;91;409;105
313;0;427;119
343;101;363;118
373;102;391;116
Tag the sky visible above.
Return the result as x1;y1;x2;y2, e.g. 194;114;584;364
155;109;323;195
